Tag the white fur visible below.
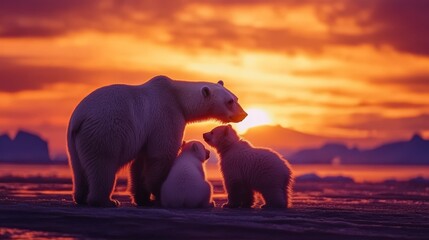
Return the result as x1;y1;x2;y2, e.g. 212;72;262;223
204;125;293;208
161;141;213;208
67;76;247;207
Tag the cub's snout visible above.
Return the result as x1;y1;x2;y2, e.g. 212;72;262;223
205;149;210;160
203;132;211;143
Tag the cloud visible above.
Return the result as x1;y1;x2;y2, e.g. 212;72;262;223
0;1;183;37
372;74;429;94
319;0;429;56
1;0;428;55
0;59;161;92
180;0;429;56
357;101;429;109
0;60;86;92
239;86;429;112
0;1;94;37
333;114;429;133
308;87;362;98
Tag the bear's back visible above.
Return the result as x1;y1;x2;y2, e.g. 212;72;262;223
73;84;137;119
75;76;174;116
221;142;291;184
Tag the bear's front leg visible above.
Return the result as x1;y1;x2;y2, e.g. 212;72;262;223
129;156;153;206
143;157;173;204
260;188;287;209
240;188;254;208
141;123;183;206
222;181;242;208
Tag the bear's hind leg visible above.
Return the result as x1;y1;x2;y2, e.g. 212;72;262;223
68;135;89;205
70;158;89;205
86;159;120;207
129;157;152;206
261;188;287;209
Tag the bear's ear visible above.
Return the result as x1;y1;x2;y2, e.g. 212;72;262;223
227;124;232;128
201;86;211;98
182;140;186;147
217;80;224;86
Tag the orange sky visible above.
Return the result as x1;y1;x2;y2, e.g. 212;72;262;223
1;0;429;157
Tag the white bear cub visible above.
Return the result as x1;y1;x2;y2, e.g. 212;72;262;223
204;125;293;208
161;140;214;208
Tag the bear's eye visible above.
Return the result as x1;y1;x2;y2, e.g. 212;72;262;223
227;99;234;105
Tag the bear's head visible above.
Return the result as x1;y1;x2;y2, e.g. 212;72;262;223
203;124;240;150
201;80;247;123
181;140;210;162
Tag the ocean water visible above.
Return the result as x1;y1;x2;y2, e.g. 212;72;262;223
1;162;428;182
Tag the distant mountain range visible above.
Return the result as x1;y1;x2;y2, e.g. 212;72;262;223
243;125;386;151
288;134;429;165
2;126;428;165
0;130;51;163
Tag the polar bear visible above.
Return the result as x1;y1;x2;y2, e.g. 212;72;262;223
203;125;293;208
67;75;247;207
161;140;213;208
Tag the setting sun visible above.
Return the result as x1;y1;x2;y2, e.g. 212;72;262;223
235;108;272;134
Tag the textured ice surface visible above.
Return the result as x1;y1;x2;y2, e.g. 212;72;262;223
1;177;428;240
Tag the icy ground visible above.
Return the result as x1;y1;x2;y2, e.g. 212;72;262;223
0;176;428;240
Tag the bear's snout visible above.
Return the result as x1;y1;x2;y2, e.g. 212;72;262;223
230;111;248;122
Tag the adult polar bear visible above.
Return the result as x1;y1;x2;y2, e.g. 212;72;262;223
67;75;247;207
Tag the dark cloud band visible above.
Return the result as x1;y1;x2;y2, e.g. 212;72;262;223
1;0;428;56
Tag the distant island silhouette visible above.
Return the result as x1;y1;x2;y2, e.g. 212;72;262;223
243;126;429;165
287;133;429;165
243;125;383;151
0;130;51;163
1;127;428;165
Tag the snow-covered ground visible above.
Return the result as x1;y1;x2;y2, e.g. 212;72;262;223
0;175;428;240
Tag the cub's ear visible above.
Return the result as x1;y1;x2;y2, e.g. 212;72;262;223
201;86;211;98
217;80;224;86
192;142;199;152
227;124;232;128
201;149;210;162
224;126;230;135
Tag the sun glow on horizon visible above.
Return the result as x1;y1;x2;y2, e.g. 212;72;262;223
235;108;273;134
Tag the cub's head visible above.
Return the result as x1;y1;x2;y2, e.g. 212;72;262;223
201;80;247;123
203;124;240;150
181;140;210;162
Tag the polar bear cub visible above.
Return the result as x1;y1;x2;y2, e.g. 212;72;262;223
204;125;293;208
161;140;214;208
